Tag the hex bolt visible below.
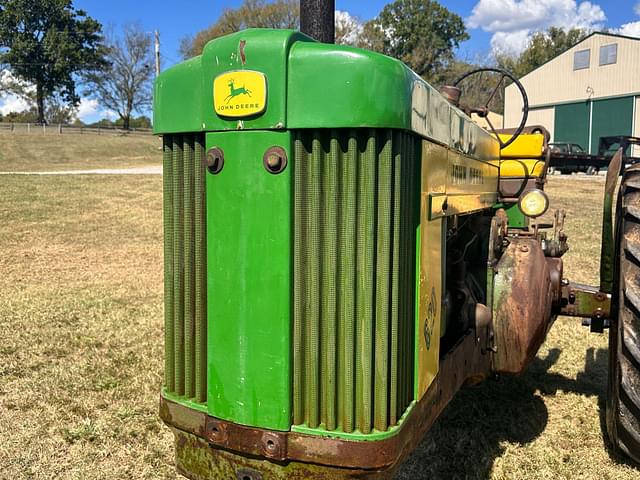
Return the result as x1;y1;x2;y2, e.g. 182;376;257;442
263;146;287;174
205;147;224;174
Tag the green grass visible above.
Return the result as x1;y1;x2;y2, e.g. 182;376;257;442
0;132;161;172
0;171;638;479
0;175;173;479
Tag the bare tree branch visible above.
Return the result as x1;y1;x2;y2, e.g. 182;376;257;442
84;23;153;130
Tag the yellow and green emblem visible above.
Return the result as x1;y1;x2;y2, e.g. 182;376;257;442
213;70;267;118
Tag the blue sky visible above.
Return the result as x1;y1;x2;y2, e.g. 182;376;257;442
73;0;640;64
3;0;640;122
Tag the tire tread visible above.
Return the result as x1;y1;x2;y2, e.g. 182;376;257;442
608;169;640;464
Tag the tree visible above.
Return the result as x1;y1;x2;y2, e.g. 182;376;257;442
356;20;385;52
497;27;587;78
366;0;469;83
0;0;106;124
84;24;153;130
437;59;510;114
180;0;299;59
334;11;361;46
179;0;466;85
10;102;75;123
0;86;77;123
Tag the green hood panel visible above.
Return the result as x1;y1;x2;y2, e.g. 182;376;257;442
153;28;498;161
154;29;310;134
153;28;414;134
286;41;415;130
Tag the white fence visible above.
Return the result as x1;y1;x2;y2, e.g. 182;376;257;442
0;122;153;136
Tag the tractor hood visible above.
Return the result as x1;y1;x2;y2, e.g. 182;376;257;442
153;28;498;162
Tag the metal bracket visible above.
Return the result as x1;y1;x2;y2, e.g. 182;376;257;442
559;281;611;333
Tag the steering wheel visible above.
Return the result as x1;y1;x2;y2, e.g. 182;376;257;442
453;67;529;150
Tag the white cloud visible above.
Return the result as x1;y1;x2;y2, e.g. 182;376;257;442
0;71;34;115
0;72;117;123
0;94;30;115
616;21;640;38
335;10;363;45
73;98;117;123
76;98;100;121
635;2;640;16
489;30;532;57
467;0;606;56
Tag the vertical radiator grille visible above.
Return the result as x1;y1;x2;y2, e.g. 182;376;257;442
293;129;419;434
163;133;207;403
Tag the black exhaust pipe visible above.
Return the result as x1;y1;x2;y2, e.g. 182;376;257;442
300;0;335;43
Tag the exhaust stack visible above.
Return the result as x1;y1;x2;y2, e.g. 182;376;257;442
300;0;335;43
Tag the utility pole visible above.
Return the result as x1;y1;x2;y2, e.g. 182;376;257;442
155;30;161;77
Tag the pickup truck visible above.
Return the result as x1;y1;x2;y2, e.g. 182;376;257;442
548;137;640;175
548;142;599;174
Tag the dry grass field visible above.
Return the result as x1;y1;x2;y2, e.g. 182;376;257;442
0;132;161;172
0;151;639;479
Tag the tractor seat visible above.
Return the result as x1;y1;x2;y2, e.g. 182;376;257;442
498;133;546;178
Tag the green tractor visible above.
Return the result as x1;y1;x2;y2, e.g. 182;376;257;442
154;7;638;479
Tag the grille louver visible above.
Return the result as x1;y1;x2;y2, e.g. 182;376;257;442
293;129;419;434
163;133;208;404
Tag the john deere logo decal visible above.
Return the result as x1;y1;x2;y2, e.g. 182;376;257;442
424;287;437;350
224;79;251;103
214;70;266;118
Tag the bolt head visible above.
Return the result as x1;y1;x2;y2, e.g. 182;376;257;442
263;146;287;174
205;147;224;174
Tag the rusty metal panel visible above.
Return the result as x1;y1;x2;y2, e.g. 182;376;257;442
161;329;492;476
492;239;559;374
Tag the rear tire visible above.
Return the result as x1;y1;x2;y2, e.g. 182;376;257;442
607;166;640;464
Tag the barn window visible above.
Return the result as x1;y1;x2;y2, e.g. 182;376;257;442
599;43;618;66
573;49;590;70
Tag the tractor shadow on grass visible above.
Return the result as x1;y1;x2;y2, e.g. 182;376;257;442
393;346;634;479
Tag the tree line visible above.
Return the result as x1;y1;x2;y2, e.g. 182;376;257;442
0;0;153;129
181;0;588;114
0;0;589;127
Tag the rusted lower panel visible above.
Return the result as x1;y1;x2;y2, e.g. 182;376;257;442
492;239;561;374
173;429;392;480
161;331;492;478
